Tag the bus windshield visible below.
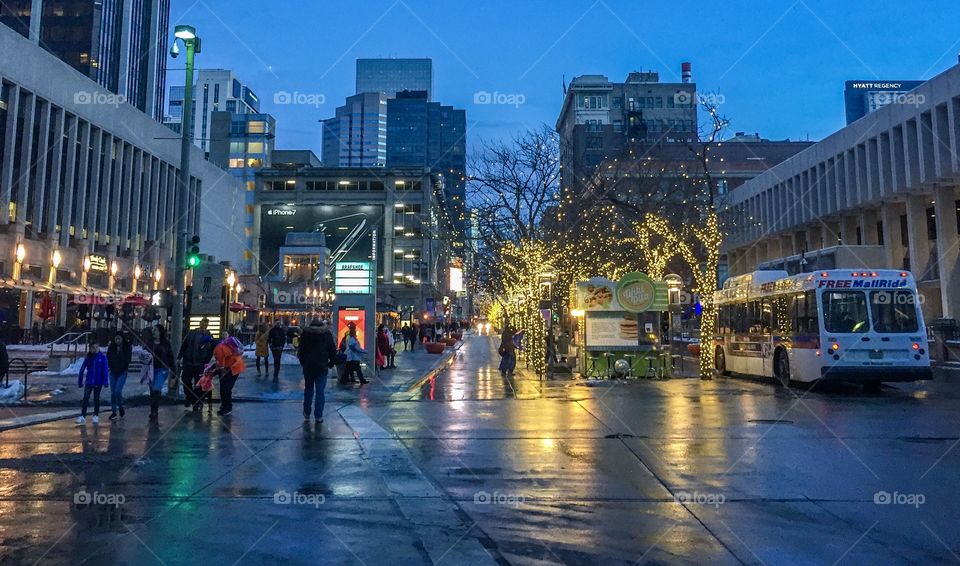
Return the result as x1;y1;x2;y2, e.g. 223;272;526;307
870;290;920;333
822;291;870;333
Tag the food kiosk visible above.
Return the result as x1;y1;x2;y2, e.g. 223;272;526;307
573;272;670;378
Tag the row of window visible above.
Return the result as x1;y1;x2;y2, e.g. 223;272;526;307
262;179;422;191
718;292;820;335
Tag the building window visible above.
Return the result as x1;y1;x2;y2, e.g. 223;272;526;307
577;95;607;109
247;121;266;134
612;120;623;132
612;97;622;109
585;119;602;132
229;158;244;168
247;142;265;154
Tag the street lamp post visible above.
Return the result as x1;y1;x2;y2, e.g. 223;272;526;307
170;24;201;360
539;266;557;380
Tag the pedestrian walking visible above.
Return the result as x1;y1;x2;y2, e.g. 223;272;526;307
386;323;397;368
77;342;109;425
0;339;9;386
178;317;213;412
106;332;132;420
297;319;337;423
344;325;369;385
213;334;245;416
254;323;270;375
400;324;412;351
376;324;390;371
147;325;175;420
267;321;286;379
498;325;517;377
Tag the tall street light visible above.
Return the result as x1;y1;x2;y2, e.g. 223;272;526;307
170;24;201;354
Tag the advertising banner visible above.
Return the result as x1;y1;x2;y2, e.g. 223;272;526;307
337;308;367;350
585;312;640;348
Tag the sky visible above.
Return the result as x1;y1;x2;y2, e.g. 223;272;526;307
167;0;960;156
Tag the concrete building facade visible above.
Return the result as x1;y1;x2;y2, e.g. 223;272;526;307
0;23;244;337
723;63;960;321
0;0;170;120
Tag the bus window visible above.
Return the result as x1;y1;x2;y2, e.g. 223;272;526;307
870;291;919;333
771;296;790;336
822;291;869;333
792;292;819;335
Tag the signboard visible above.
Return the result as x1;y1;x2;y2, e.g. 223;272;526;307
575;274;667;312
335;262;373;294
88;254;109;273
617;272;668;313
449;266;463;293
337;308;367;350
585;312;640;348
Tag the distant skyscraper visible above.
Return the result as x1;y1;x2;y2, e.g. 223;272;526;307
0;0;171;120
844;80;925;124
387;90;467;231
356;58;433;100
321;92;388;168
164;69;261;155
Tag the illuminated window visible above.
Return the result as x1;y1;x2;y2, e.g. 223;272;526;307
247;121;266;134
246;158;263;168
229;158;244;168
247;142;265;154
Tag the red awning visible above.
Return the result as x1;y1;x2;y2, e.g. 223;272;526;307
228;302;246;313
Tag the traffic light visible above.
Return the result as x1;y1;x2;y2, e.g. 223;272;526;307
186;235;201;268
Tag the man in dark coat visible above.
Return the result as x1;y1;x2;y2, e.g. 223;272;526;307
267;321;286;379
297;319;337;423
178;317;213;411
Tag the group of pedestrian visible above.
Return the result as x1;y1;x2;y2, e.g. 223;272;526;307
253;321;287;380
75;317;246;425
376;324;397;370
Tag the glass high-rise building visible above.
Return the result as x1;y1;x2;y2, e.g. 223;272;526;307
321;92;388;168
0;0;170;120
356;58;433;100
387;90;467;232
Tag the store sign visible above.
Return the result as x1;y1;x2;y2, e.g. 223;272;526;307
88;254;109;273
617;272;667;313
575;273;667;312
585;312;640;348
266;208;296;216
337;309;366;349
334;262;373;294
449;266;463;293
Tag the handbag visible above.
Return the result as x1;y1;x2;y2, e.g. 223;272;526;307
197;374;214;392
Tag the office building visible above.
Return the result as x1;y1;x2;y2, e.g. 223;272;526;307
386;90;467;231
208;112;276;273
0;0;170;120
164;69;261;154
255;160;458;320
0;23;244;336
321;92;388;168
844;80;925;124
556;65;698;195
723;65;960;320
356;58;433;100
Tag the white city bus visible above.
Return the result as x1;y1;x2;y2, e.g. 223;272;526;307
713;270;932;387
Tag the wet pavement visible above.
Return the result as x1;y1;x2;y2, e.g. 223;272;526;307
0;334;959;564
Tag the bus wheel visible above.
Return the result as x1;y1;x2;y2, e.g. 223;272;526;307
774;349;790;388
714;347;728;376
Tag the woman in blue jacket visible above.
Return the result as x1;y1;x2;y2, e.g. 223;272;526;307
77;342;109;425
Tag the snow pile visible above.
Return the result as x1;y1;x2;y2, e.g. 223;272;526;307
31;357;86;377
241;349;300;365
0;380;24;403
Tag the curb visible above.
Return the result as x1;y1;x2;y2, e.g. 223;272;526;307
401;344;461;393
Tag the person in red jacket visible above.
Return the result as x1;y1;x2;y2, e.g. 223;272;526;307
376;325;391;371
213;335;245;416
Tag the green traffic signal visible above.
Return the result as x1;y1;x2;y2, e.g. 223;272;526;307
187;254;201;268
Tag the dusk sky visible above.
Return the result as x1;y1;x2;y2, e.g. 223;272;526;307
167;0;960;154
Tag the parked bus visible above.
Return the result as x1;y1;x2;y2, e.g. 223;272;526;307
714;270;932;388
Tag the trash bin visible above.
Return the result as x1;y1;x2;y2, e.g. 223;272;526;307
929;318;959;362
